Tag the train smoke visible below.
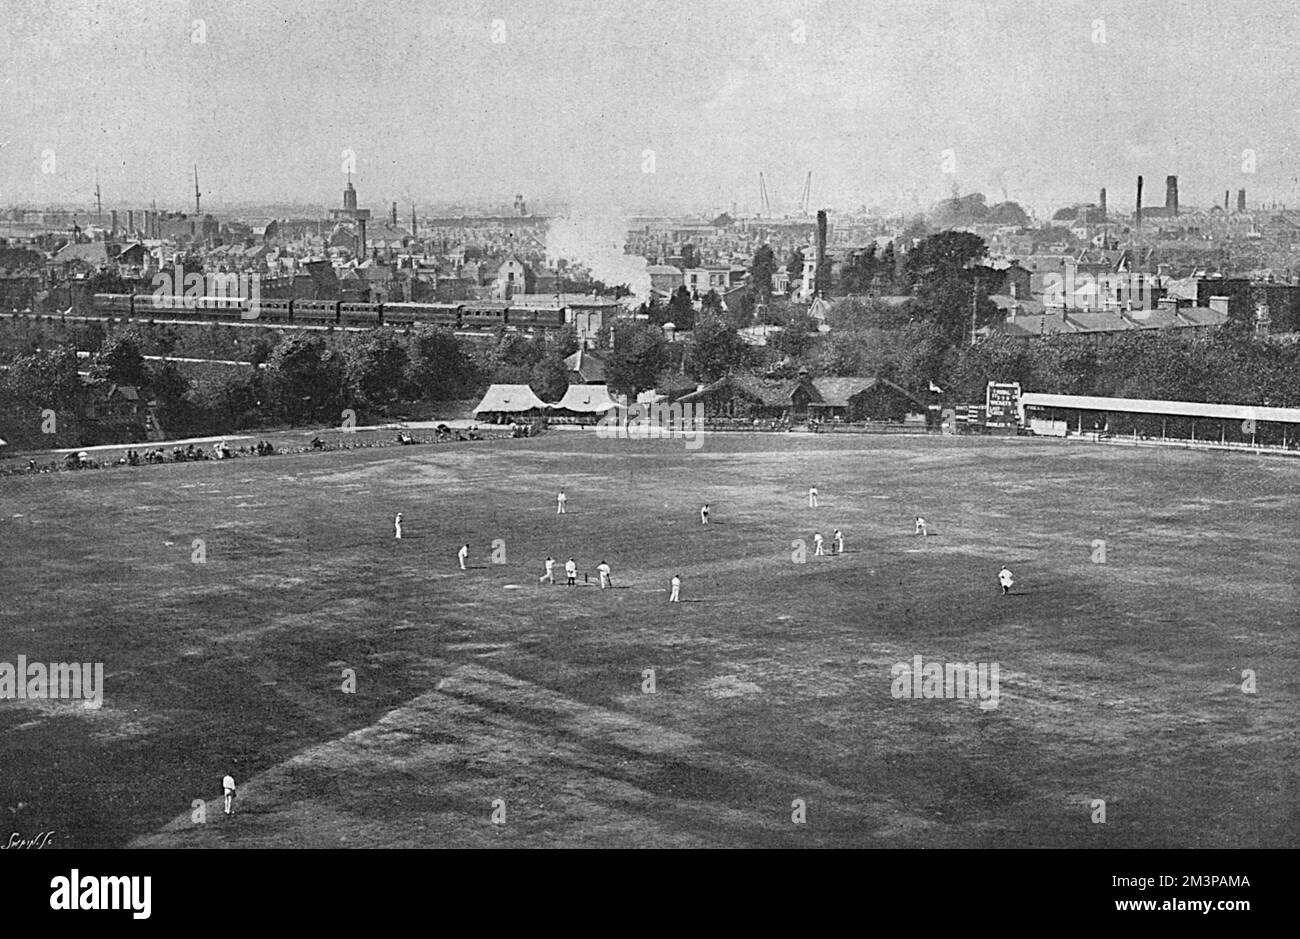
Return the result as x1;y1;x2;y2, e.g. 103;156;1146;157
544;213;650;301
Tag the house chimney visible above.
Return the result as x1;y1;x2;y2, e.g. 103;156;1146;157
1237;188;1247;213
1136;176;1143;226
1165;175;1178;215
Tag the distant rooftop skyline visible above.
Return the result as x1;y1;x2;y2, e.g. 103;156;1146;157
3;0;1298;217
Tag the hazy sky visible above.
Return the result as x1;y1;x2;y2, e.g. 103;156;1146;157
3;0;1299;216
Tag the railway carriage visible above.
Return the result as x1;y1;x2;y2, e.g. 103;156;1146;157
134;292;192;318
339;302;383;326
462;302;509;329
252;298;293;322
92;293;135;315
292;299;341;324
382;302;463;327
194;296;247;319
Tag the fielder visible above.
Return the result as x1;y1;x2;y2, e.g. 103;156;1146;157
669;574;681;603
813;532;825;556
222;774;236;816
808;486;819;508
998;566;1014;596
539;556;555;584
597;560;612;589
565;557;577;586
458;543;469;570
394;513;403;540
700;503;710;525
915;516;928;537
556;490;567;515
833;528;844;554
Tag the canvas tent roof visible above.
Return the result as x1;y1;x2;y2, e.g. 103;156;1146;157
472;383;549;415
552;384;617;413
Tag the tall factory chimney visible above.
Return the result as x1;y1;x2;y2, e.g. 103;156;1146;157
1135;176;1143;226
815;209;828;298
358;218;367;259
111;209;118;235
1165;175;1178;215
1225;190;1230;211
391;202;398;226
1099;188;1107;218
128;209;134;235
1237;188;1247;213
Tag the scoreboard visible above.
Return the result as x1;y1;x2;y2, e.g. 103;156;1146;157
986;382;1022;429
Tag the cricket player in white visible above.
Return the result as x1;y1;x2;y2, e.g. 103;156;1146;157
556;490;567;515
222;774;236;816
915;516;928;537
539;556;554;584
833;529;844;554
597;560;611;589
565;558;577;586
813;532;825;556
394;513;403;540
669;574;681;602
458;544;469;570
700;503;709;524
808;486;819;508
998;566;1014;595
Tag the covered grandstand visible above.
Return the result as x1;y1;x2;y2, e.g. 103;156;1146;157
1019;392;1300;449
471;384;550;423
550;384;618;424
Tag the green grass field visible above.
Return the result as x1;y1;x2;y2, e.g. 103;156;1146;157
2;432;1296;848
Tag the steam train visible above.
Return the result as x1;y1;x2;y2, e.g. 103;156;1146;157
88;294;567;330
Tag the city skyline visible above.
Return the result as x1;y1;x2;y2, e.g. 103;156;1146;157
3;0;1300;216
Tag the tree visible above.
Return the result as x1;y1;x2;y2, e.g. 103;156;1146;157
825;296;914;330
90;329;150;387
839;244;878;295
727;288;757;328
903;232;999;344
642;294;668;326
768;310;818;358
879;242;897;291
346;330;411;415
407;326;478;401
264;335;350;425
682;243;700;268
750;244;776;299
688;315;750;382
700;290;723;316
606;320;669;398
903;231;988;289
666;286;695;331
529;353;570;402
0;348;87;448
148;360;197;436
551;324;581;358
786;247;806;285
